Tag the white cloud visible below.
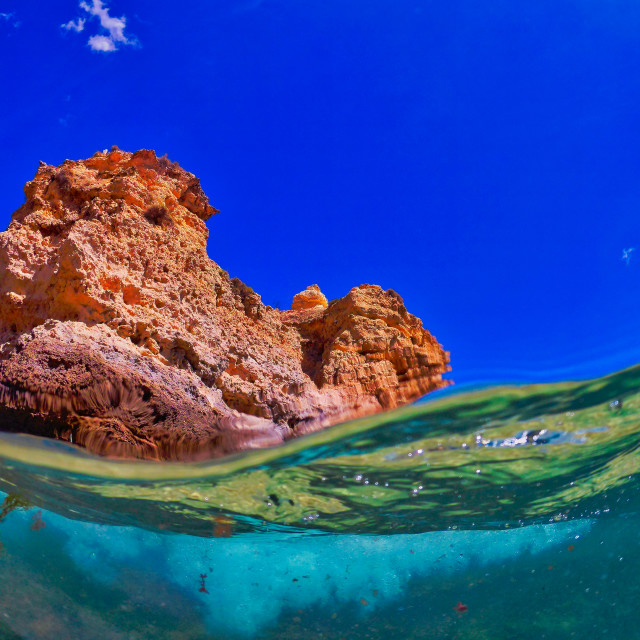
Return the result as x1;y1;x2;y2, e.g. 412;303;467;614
0;12;20;28
80;0;127;43
62;1;137;53
87;34;116;52
61;18;85;33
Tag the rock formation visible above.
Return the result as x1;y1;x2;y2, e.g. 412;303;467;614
291;285;328;311
0;148;450;460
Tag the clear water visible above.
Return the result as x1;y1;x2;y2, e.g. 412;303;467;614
1;366;639;639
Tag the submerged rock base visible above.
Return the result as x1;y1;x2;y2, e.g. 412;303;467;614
0;148;450;460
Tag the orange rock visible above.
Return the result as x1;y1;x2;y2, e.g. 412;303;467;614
0;149;451;460
291;285;328;311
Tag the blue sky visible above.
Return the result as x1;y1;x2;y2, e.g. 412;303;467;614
1;0;640;385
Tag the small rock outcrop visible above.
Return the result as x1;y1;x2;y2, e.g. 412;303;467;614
0;149;450;460
291;285;328;311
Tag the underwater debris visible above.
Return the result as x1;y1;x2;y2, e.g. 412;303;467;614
212;517;234;538
198;573;209;594
453;602;468;613
29;510;45;531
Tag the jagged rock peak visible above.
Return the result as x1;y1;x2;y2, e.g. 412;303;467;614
20;147;217;229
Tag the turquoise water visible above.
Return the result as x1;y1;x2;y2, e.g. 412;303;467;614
1;366;639;639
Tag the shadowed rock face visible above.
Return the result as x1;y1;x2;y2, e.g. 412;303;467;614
0;148;450;460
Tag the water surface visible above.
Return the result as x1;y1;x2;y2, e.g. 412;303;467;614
0;365;639;638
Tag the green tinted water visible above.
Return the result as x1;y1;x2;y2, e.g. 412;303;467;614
0;366;638;638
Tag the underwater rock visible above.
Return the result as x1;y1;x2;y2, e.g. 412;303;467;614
0;148;450;459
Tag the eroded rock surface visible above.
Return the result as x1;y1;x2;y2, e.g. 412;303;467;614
0;148;450;460
291;284;328;311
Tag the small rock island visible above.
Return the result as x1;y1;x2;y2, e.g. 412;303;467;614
0;148;450;460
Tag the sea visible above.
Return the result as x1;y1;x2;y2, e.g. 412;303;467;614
0;366;638;639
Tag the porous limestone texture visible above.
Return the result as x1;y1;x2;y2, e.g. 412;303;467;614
0;148;450;460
